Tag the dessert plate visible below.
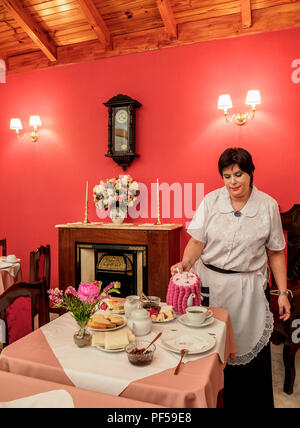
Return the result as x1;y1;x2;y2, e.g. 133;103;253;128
95;345;125;353
152;313;176;323
178;314;214;328
160;332;216;355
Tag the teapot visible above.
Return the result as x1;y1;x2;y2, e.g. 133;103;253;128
127;308;152;336
124;295;141;318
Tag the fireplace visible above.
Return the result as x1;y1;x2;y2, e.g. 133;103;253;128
56;223;182;300
76;243;147;297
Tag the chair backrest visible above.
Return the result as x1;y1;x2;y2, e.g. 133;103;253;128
30;245;51;290
0;280;49;346
0;238;7;257
271;204;300;287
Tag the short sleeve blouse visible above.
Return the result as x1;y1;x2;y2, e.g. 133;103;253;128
187;185;285;272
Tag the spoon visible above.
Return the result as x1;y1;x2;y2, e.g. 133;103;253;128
141;292;150;302
143;332;162;354
174;349;187;375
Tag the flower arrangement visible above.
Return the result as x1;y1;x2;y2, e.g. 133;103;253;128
48;281;121;346
93;175;139;213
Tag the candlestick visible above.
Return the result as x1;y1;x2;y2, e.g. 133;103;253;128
83;181;89;224
155;178;162;225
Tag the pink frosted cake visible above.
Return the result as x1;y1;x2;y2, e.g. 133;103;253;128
166;271;201;314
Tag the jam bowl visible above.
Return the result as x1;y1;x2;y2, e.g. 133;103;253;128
141;296;161;312
125;341;156;366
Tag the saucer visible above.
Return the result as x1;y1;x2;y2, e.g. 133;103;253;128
178;314;215;328
5;258;21;264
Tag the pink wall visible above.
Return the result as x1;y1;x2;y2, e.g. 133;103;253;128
0;27;299;287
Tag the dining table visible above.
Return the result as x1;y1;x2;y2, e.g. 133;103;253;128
0;370;162;408
0;305;237;408
0;256;23;295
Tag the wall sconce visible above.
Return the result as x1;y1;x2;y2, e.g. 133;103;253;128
10;115;42;142
218;90;261;125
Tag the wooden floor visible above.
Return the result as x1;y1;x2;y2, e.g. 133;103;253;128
271;343;300;408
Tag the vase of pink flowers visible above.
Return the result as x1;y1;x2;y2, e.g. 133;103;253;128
48;280;121;347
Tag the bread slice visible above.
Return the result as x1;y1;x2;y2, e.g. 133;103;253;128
105;329;129;350
105;314;124;326
91;332;105;347
88;313;116;329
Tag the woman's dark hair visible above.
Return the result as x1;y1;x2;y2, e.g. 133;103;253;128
218;147;255;186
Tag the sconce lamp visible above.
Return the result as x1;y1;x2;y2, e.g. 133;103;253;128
218;90;261;125
10;115;42;142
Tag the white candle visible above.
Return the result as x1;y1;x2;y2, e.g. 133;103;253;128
157;178;159;204
86;181;88;202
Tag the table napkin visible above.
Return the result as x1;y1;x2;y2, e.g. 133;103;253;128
0;390;74;408
0;258;21;277
41;311;227;397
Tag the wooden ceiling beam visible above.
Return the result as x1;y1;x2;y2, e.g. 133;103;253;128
77;0;111;49
6;1;300;75
156;0;177;40
1;0;57;61
240;0;252;29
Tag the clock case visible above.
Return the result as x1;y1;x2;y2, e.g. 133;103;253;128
104;94;141;170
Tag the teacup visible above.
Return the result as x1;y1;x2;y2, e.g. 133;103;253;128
186;306;213;324
6;254;18;263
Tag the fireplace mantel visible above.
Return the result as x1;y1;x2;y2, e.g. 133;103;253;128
56;222;182;299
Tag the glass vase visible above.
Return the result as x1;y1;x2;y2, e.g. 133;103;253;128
109;207;127;225
73;320;91;348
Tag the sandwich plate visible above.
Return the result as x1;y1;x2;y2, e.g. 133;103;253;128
95;345;125;353
87;317;127;332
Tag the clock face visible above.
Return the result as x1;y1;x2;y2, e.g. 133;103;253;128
114;108;129;152
115;109;128;124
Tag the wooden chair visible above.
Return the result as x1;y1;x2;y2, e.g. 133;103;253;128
0;238;7;256
270;204;300;394
0;280;49;348
29;244;64;315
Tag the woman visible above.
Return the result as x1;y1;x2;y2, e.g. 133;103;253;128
171;147;291;408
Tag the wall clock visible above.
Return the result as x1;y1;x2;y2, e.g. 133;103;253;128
103;94;142;170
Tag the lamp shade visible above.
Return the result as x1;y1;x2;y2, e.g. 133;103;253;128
245;90;261;106
10;118;23;130
29;115;41;127
218;94;233;110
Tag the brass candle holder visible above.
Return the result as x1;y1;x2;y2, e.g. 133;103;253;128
83;199;89;224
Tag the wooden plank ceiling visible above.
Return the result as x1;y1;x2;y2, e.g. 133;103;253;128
0;0;300;74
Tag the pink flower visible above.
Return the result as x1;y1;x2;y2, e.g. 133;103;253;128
66;286;77;296
77;283;100;303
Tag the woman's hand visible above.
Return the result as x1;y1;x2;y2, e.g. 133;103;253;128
170;260;192;276
278;295;291;321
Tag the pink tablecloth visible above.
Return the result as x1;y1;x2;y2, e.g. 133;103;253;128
0;371;162;408
0;307;237;408
0;265;22;295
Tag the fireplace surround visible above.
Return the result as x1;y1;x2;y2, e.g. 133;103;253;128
56;223;182;300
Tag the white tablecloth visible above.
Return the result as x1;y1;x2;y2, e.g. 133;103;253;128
41;311;227;396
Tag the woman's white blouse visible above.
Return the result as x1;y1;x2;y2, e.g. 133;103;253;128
187;185;286;272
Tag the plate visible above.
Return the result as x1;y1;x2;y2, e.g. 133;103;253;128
178;314;215;328
95;345;125;353
152;313;176;323
87;317;127;332
0;263;13;269
108;309;125;315
160;332;216;355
